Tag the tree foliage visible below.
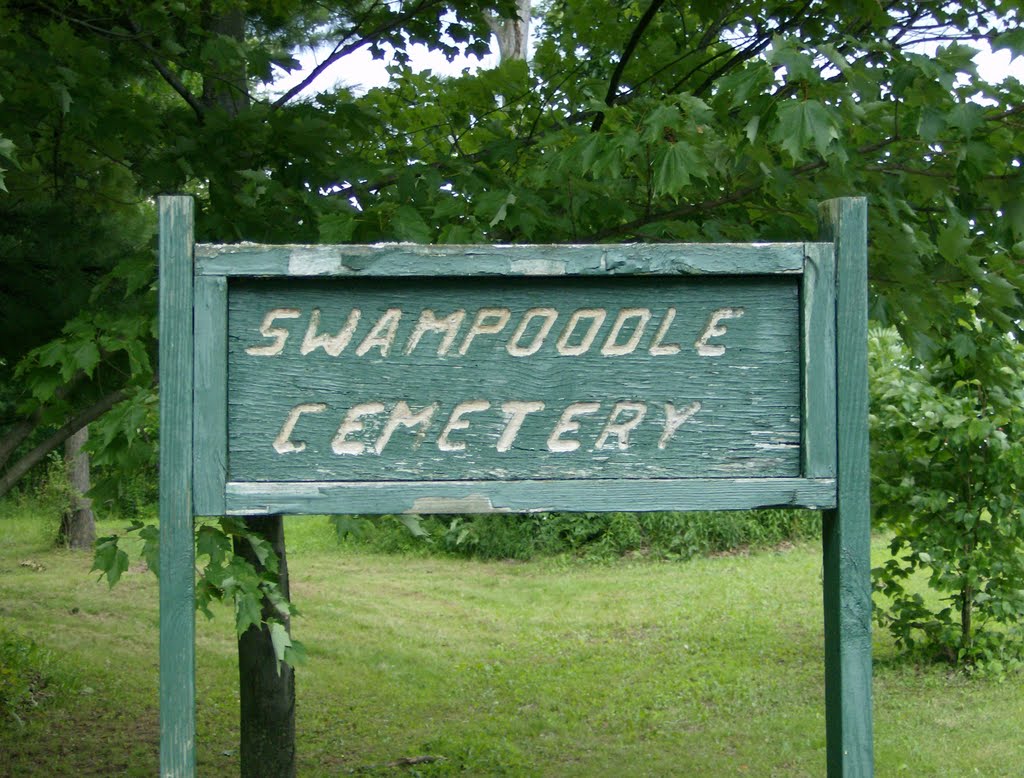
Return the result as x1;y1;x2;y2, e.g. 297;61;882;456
870;311;1024;669
2;0;1024;666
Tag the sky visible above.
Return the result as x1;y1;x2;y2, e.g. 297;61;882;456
271;34;1024;100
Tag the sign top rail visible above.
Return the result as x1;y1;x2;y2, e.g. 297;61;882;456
194;241;826;277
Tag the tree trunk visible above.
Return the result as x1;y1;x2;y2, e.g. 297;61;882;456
59;425;95;549
201;4;249;114
487;0;531;62
961;582;973;657
234;515;296;778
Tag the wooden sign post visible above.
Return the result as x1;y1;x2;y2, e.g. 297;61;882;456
158;196;872;776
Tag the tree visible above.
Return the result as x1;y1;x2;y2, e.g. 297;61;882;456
5;1;1022;500
347;0;1024;352
870;312;1024;667
0;0;515;499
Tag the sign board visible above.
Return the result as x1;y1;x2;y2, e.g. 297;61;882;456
158;198;873;776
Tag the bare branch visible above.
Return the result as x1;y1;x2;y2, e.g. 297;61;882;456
0;413;41;473
592;0;668;131
271;0;448;110
124;19;206;122
0;388;132;499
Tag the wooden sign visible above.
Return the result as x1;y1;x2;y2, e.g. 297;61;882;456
158;198;873;776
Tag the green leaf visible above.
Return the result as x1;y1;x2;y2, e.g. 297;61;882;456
92;537;129;588
993;27;1024;58
269;621;292;672
318;212;357;243
138;524;161;577
745;116;760;144
773;100;839;161
653;142;702;197
396;514;430;538
72;341;101;377
770;38;816;83
392;205;432;243
245;535;277;572
235;591;263;636
196;525;231;566
946;103;985;139
488;193;517;227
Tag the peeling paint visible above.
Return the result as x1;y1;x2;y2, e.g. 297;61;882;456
408;494;504;514
510;259;567;275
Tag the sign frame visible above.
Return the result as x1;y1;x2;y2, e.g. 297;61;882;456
157;196;872;776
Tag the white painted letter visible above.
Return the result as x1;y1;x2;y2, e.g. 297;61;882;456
648;307;681;356
246;308;301;356
556;309;607;356
601;308;651;356
438;400;491;451
547;402;601;452
405;310;466;356
374;402;439;454
300;308;361;356
273;402;327;454
331;402;385;455
458;309;511;355
659;401;702;449
594;402;648;450
507;308;558;357
695;307;745;356
496;401;545;452
356;309;402;357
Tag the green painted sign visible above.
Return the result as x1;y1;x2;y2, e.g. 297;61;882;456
227;276;801;483
158;198;873;776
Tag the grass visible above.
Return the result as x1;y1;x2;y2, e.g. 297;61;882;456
1;508;1023;776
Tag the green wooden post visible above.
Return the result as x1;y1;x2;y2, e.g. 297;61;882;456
158;196;197;778
819;197;873;776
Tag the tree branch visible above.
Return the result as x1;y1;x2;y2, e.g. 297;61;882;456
0;413;41;473
0;388;131;499
271;0;448;110
125;19;206;122
592;0;668;131
585;136;901;241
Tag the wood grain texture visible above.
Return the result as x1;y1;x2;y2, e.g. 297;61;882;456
819;197;873;778
226;276;802;484
193;275;227;516
158;196;196;778
224;477;837;515
196;242;808;277
802;242;837;478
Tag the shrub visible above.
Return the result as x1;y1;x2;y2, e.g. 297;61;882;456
870;308;1024;668
339;509;820;562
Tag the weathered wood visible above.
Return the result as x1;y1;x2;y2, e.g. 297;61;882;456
819;197;873;777
193;275;228;516
224;477;837;516
802;242;837;478
161;198;872;771
196;241;810;277
227;276;802;484
158;195;196;778
235;515;296;778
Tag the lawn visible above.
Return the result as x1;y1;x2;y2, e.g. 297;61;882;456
1;509;1022;776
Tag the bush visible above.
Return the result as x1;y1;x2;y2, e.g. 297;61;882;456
334;509;821;562
870;309;1024;668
